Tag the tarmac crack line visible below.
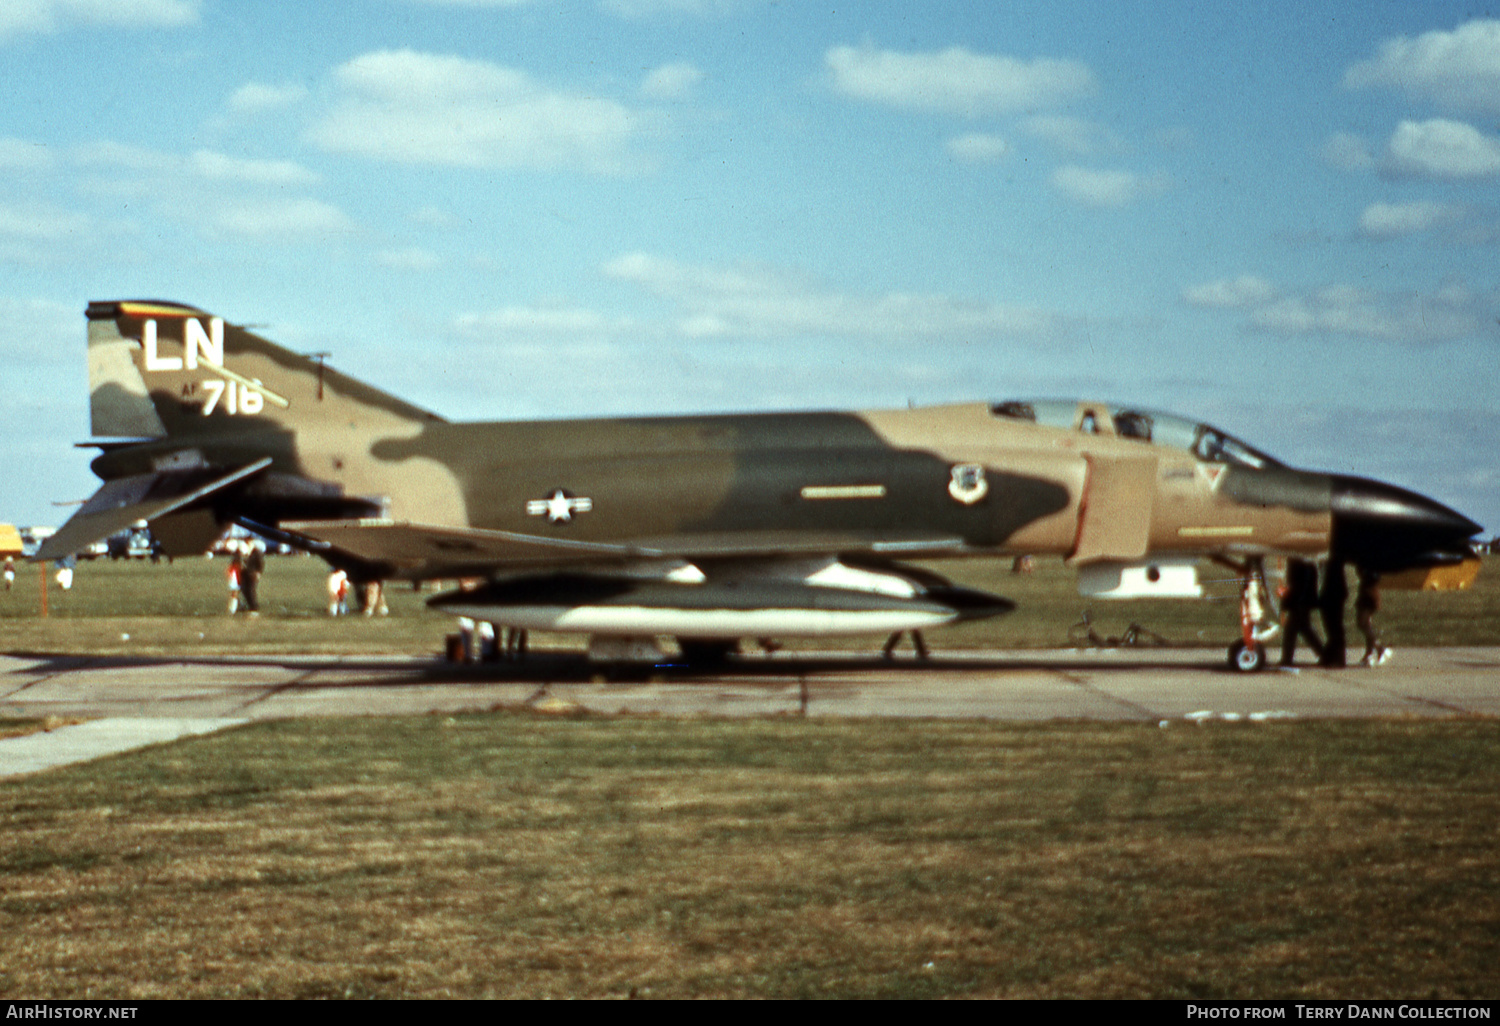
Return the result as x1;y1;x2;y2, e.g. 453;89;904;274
1386;688;1472;715
1058;671;1161;721
229;667;327;714
1329;673;1475;716
0;676;52;701
0;658;103;701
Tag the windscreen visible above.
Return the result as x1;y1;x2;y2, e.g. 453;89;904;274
991;400;1283;469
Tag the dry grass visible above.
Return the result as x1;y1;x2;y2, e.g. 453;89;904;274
0;716;90;741
3;558;1496;997
2;716;1497;999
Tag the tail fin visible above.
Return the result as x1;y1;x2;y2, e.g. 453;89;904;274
85;300;443;440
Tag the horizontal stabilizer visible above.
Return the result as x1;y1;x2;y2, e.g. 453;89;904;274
36;458;271;561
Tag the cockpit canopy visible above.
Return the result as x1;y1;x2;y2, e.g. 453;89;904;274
991;400;1284;470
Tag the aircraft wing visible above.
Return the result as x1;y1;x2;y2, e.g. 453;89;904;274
280;520;968;576
280;519;662;574
36;458;273;562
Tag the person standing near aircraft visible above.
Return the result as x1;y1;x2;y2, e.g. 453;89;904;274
882;630;930;660
242;542;264;616
3;557;13;592
360;579;388;616
1279;559;1323;667
327;569;348;615
226;549;243;614
1319;561;1349;667
1356;569;1389;667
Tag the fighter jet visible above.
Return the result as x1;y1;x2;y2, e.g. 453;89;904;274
40;300;1483;670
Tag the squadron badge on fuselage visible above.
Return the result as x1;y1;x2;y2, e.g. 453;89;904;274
948;464;989;505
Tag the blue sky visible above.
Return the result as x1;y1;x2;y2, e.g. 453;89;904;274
2;0;1496;536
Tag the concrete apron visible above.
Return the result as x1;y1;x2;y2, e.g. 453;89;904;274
0;718;248;779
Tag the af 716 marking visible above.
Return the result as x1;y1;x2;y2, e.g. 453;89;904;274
140;315;287;415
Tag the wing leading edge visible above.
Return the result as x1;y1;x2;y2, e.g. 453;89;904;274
280;519;970;577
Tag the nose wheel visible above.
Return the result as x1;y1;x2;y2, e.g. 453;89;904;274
1228;639;1268;673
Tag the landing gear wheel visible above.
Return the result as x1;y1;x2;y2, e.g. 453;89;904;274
1228;640;1267;673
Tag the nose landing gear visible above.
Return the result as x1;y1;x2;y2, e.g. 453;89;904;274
1223;557;1279;673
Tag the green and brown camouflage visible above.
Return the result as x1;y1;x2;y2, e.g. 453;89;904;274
42;299;1483;663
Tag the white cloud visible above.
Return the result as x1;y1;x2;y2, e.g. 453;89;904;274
210;198;353;239
401;0;532;6
641;62;704;101
1187;276;1486;345
228;82;308;114
1346;19;1500;112
72;140;174;174
602;0;753;16
0;201;88;241
0;0;197;42
306;50;644;173
1321;132;1374;172
456;306;627;337
825;44;1094;117
1250;284;1479;344
190;150;319;186
0;137;53;170
946;133;1009;164
64;140;354;239
1182;275;1276;309
409;206;461;230
1022;115;1112;156
1384;118;1500;179
0;202;91;263
376;247;442;271
0;297;75;364
1358;200;1457;238
1051;165;1164;207
78;141;321;188
603;252;1058;341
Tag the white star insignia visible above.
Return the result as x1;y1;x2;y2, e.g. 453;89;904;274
526;489;593;524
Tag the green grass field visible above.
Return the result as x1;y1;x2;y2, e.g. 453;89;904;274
2;553;1496;656
2;716;1497;999
1;555;1497;998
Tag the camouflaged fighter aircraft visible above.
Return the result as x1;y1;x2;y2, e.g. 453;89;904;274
40;300;1483;670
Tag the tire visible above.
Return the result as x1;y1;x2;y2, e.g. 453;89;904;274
1228;640;1267;673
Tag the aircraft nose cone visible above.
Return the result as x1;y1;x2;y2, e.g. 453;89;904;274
1330;474;1482;572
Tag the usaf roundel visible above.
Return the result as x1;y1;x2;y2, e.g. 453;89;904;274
948;464;989;505
526;489;593;524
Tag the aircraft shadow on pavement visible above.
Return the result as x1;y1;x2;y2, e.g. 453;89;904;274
2;648;1253;690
